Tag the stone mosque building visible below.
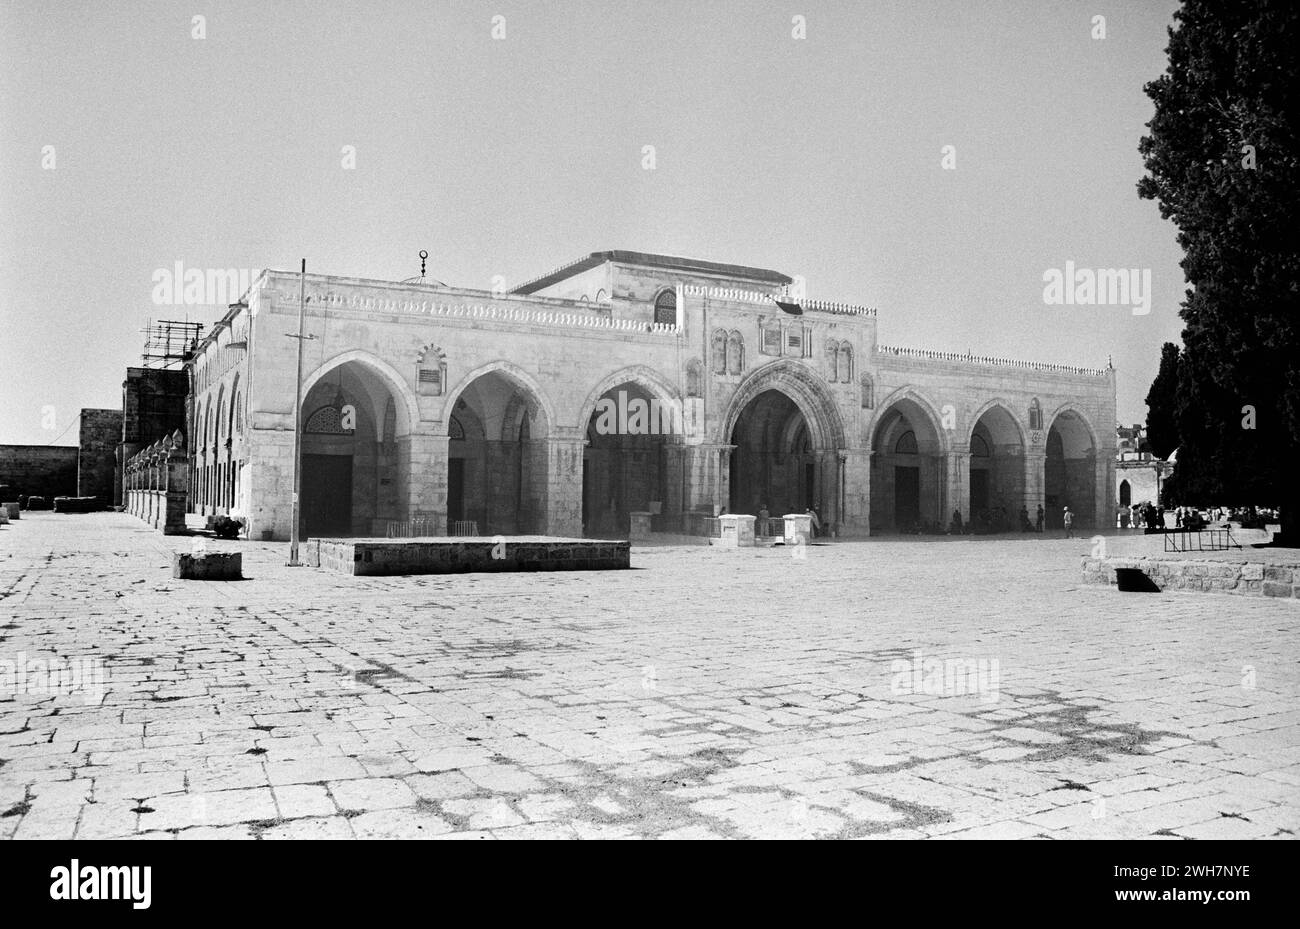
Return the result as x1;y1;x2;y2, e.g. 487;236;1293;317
183;250;1116;541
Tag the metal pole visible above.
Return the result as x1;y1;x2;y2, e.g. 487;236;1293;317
288;259;306;565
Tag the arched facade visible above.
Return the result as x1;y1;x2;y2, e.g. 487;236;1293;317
184;251;1115;540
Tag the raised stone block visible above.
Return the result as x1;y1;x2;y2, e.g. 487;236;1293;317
717;514;756;548
783;513;812;545
1;503;18;520
53;496;101;513
172;551;243;580
313;537;629;576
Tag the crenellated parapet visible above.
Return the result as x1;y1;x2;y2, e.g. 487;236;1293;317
682;285;877;317
876;344;1109;378
269;286;682;336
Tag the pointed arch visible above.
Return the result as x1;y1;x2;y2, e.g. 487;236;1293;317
302;350;419;437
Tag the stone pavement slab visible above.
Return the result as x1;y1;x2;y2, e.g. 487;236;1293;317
1;512;1296;839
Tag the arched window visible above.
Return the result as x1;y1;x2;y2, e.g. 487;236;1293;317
711;329;727;372
595;288;608;304
970;434;990;458
685;359;703;398
860;374;874;410
305;405;352;434
1029;398;1043;431
838;344;853;383
895;430;918;454
826;340;840;381
1119;479;1131;506
654;289;677;326
727;330;744;375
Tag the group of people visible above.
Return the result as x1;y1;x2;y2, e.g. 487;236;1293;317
1119;503;1236;531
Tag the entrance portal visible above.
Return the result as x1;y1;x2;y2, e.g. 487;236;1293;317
728;389;815;517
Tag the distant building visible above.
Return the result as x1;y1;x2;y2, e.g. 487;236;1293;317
1115;423;1172;513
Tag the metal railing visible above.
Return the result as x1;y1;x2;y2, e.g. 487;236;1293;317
384;516;439;538
1164;527;1242;552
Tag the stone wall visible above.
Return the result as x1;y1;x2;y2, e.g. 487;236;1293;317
0;445;78;500
1082;556;1299;599
78;408;122;505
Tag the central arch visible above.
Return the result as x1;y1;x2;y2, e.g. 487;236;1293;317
721;361;845;524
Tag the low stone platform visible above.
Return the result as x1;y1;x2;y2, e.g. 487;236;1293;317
1083;556;1299;599
307;536;631;576
173;551;243;580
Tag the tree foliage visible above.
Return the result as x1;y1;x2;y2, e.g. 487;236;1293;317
1137;0;1300;533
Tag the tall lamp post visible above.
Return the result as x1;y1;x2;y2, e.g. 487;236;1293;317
286;259;315;565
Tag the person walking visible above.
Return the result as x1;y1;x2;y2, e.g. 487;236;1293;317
1035;504;1044;534
1063;506;1074;539
805;506;821;539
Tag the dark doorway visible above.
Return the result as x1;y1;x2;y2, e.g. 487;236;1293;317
895;466;920;531
447;458;465;524
970;468;990;515
1119;479;1131;507
302;454;352;537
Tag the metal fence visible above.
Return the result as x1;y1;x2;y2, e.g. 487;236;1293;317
1164;527;1242;552
384;516;439;538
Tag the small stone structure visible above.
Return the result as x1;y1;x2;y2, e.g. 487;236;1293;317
53;496;101;513
123;430;189;534
308;536;630;576
783;513;812;545
172;551;243;580
1083;556;1298;599
1;502;19;520
716;514;756;548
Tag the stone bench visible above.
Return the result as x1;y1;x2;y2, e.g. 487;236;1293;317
173;551;243;580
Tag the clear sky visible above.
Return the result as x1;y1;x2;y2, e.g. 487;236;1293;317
0;0;1185;446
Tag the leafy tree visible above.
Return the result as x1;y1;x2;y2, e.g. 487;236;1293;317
1137;0;1300;541
1144;342;1182;460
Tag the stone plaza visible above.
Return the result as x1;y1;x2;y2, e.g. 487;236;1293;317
1;512;1296;840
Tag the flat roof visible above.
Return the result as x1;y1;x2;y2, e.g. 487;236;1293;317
510;250;793;294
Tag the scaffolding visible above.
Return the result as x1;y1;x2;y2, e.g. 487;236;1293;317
141;319;204;368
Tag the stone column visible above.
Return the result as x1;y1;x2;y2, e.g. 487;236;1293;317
542;434;585;538
946;447;971;528
679;443;733;515
840;449;870;536
397;432;449;536
1024;448;1047;522
1094;453;1113;531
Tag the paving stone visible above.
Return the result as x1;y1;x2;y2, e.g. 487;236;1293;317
1;513;1297;841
